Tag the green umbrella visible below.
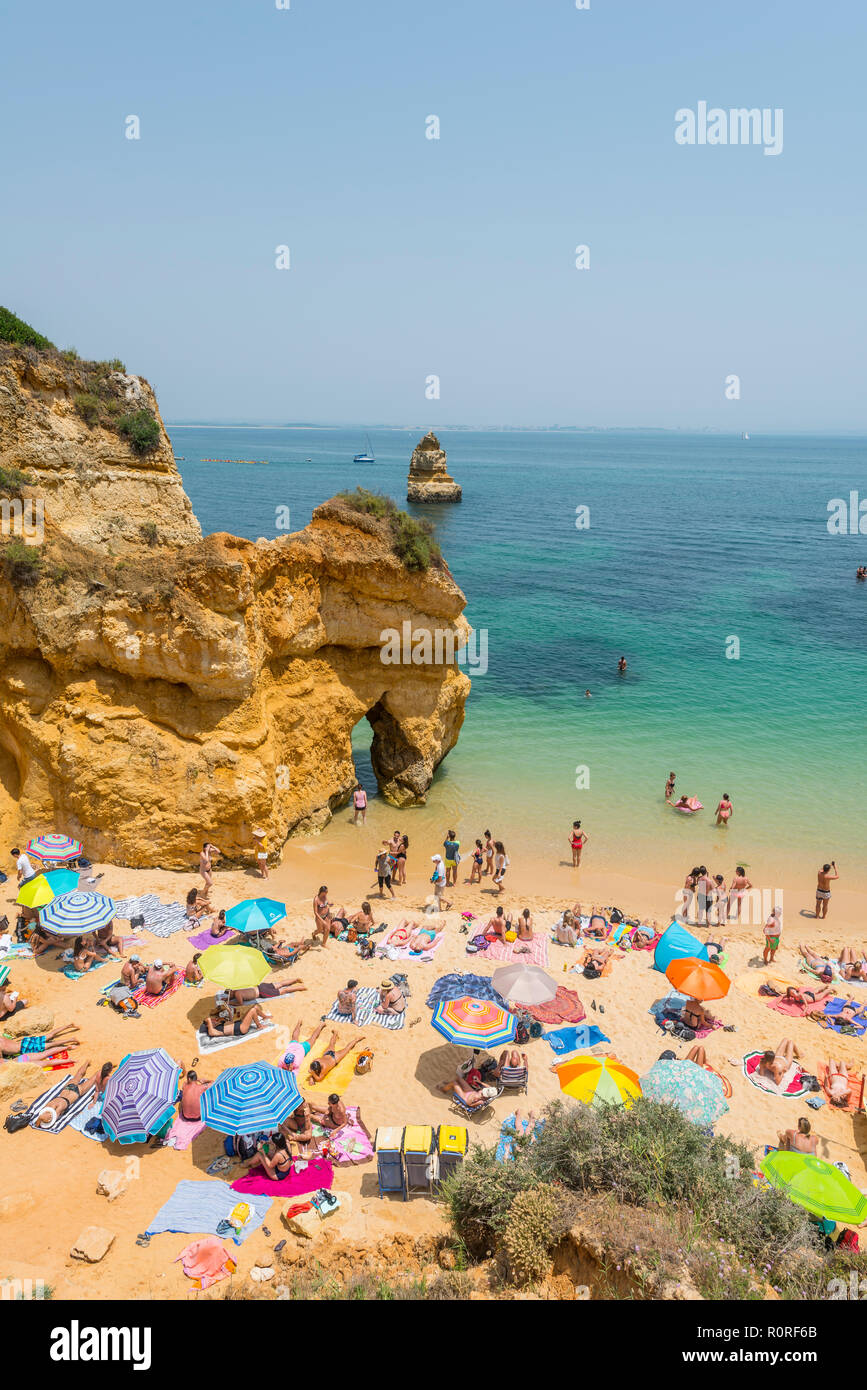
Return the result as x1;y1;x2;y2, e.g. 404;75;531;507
760;1151;867;1225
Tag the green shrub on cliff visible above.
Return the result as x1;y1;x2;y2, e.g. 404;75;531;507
0;465;33;497
0;307;53;349
1;538;43;586
117;409;160;454
336;488;442;571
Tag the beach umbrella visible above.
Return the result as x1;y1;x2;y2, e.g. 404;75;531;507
201;1062;302;1135
199;942;270;990
17;869;80;909
666;956;730;1002
760;1152;867;1225
431;996;516;1048
225;899;286;934
39;890;116;936
554;1055;642;1108
491;963;558;1006
102;1048;181;1144
639;1059;729;1127
25;833;83;863
44;868;80;896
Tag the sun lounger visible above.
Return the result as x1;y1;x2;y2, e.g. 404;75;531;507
402;1124;435;1199
374;1126;406;1198
435;1125;468;1189
449;1084;502;1122
498;1063;529;1094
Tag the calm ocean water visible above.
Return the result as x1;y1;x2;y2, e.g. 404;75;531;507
170;426;867;888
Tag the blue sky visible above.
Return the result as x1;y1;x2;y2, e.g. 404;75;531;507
2;0;865;429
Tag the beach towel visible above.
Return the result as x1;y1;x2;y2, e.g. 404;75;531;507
543;1023;610;1055
145;1180;272;1243
61;956;111;981
195;1021;276;1054
302;1046;364;1094
613;923;661;953
174;1236;236;1290
132;971;185;1009
231;1156;333;1198
426;973;507;1010
187;926;236;950
525;986;585;1026
483;935;549;967
742;1051;811;1098
650;991;723;1040
819;998;867;1037
165;1114;207;1150
25;1077;97;1133
326;985;405;1030
0;939;32;963
496;1113;545;1163
311;1106;374;1164
112;893;190;939
819;1063;865;1113
67;1096;106;1141
375;926;445;963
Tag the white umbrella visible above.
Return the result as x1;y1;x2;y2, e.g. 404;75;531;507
491;963;558;1006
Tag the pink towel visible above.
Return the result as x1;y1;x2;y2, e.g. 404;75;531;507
231;1156;333;1197
174;1236;235;1290
484;935;549;966
312;1107;374;1165
132;971;184;1008
165;1114;206;1150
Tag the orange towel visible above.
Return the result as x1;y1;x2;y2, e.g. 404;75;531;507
174;1235;236;1290
820;1063;865;1113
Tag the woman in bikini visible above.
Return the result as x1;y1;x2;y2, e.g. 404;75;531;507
514;909;535;952
570;821;588;868
375;979;406;1016
715;794;733;826
482;831;494;877
71;936;98;973
393;836;408;886
493;841;508;894
470;839;484;884
307;1031;366;1079
825;1058;855;1107
758;1038;800;1085
34;1060;93;1129
728;866;752;921
253;1131;295;1180
680;997;716;1032
185;887;209;923
204;1000;269;1038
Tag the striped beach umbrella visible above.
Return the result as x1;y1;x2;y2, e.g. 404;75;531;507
554;1055;642;1108
225;899;287;934
200;1062;302;1135
39;890;116;936
431;995;516;1048
102;1048;181;1144
25;834;83;863
640;1059;729;1127
200;943;270;989
760;1152;867;1225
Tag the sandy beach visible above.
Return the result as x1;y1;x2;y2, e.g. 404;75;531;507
3;824;866;1302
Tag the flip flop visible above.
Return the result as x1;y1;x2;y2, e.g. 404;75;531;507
135;1233;151;1248
274;1239;286;1254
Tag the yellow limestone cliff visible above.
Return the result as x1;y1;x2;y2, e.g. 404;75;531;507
0;347;470;867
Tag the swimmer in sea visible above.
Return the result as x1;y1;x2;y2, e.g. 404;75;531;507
618;656;627;673
715;793;733;826
665;771;676;802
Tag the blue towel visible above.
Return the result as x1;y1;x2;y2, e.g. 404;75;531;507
496;1115;546;1162
145;1179;272;1243
821;998;867;1036
426;972;506;1009
650;989;688;1021
543;1024;610;1054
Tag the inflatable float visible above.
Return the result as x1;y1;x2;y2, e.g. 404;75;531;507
673;797;703;814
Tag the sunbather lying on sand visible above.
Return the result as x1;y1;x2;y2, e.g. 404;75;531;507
824;1057;861;1108
798;943;865;982
581;944;614;977
33;1058;111;1127
777;1116;818;1154
229;975;306;1005
583;914;609;941
307;1031;366;1080
205;1001;269;1038
0;1023;81;1056
758;1037;801;1085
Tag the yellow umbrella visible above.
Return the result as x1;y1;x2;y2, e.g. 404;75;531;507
16;874;55;909
199;943;270;990
554;1055;642;1107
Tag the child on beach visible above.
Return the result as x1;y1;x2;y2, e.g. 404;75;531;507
443;830;460;887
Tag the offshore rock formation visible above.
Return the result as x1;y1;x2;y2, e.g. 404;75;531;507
0;344;200;550
0;355;471;867
407;432;461;503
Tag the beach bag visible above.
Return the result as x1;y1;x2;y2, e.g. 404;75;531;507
4;1112;30;1133
346;927;357;943
78;857;92;868
610;907;624;924
355;1049;374;1076
357;938;375;960
515;1019;530;1044
130;915;145;930
838;1228;860;1253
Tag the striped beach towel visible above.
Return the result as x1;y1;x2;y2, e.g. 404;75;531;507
195;1021;276;1054
112;894;190;939
26;1077;97;1133
327;985;406;1030
132;971;185;1009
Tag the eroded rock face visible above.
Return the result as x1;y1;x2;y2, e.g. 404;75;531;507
0;343;201;550
0;493;470;866
407;431;462;503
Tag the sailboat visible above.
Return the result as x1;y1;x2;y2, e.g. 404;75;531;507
741;432;750;440
353;434;375;463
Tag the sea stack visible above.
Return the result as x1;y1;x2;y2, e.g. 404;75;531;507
407;431;461;503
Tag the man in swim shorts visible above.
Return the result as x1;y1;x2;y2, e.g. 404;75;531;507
815;861;839;919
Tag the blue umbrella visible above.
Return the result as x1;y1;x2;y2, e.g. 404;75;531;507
43;869;80;897
639;1059;729;1127
39;890;116;936
102;1048;181;1144
225;899;287;934
200;1062;302;1135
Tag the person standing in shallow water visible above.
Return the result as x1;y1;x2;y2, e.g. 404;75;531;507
570;821;588;868
815;861;839;919
352;784;367;825
618;656;627;673
665;771;676;802
715;793;733;826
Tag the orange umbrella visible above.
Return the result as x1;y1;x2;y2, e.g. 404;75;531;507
666;956;730;1001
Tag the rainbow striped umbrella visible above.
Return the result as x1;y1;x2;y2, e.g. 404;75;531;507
25;834;83;863
431;995;516;1048
554;1055;642;1108
102;1048;181;1144
201;1062;302;1135
39;890;116;936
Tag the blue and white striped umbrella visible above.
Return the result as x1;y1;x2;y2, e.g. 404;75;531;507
102;1048;181;1144
200;1062;302;1135
225;899;287;934
39;890;116;936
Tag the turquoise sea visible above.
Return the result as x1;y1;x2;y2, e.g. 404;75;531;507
170;426;867;893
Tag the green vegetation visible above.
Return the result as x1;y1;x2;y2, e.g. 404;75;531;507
440;1098;825;1298
0;307;53;349
139;521;158;546
117;409;160;455
1;538;43;586
0;465;33;497
336;488;442;571
73;392;101;426
61;347;80;361
224;1269;471;1301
